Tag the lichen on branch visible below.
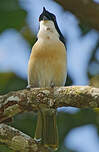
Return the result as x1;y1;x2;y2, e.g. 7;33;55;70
0;123;50;152
0;86;99;123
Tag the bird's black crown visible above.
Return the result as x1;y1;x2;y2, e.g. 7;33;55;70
39;7;56;22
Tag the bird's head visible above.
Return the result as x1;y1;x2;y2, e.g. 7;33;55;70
38;7;65;46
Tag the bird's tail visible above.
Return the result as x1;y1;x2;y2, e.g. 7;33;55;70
34;106;58;151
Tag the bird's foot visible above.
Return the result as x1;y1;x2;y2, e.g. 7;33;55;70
50;82;55;88
26;85;33;90
34;137;42;143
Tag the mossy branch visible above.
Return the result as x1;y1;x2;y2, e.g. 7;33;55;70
0;86;99;123
0;123;51;152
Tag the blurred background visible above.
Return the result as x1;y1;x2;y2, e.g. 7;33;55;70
0;0;99;151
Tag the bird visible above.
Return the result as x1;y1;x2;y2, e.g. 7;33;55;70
28;7;67;150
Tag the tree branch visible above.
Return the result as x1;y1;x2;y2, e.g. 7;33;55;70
54;0;99;31
0;123;51;152
0;86;99;123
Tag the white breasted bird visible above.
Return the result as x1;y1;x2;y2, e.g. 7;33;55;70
28;7;67;150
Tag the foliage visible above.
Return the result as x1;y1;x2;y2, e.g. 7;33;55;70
0;0;27;33
0;72;27;95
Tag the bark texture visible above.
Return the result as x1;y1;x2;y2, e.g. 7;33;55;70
0;86;99;123
0;123;51;152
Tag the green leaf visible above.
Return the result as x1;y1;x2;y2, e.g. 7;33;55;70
0;0;27;33
0;72;27;95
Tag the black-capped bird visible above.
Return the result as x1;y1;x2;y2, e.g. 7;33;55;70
28;7;67;150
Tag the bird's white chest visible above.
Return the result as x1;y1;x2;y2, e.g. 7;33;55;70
28;20;67;87
37;20;59;42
